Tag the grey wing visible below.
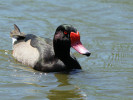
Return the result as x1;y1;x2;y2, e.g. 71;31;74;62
26;34;55;63
26;34;54;59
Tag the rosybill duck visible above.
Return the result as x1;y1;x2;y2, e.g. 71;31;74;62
10;24;91;72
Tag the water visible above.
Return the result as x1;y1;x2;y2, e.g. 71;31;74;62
0;0;133;100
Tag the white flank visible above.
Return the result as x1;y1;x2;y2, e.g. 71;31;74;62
12;37;17;45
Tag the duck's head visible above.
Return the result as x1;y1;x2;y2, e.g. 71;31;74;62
53;24;91;57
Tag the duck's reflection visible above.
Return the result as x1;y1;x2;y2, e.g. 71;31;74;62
47;72;84;100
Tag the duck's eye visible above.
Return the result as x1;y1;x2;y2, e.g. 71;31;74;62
64;31;67;35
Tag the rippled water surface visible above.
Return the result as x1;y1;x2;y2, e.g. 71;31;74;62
0;0;133;100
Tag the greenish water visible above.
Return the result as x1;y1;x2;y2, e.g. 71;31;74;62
0;0;133;100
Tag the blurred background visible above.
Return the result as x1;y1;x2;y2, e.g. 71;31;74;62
0;0;133;100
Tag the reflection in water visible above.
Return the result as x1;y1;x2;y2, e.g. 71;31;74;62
47;73;84;100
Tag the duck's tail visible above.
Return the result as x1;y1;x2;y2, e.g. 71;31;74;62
10;24;25;45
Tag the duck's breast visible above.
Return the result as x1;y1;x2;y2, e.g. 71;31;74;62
13;40;40;67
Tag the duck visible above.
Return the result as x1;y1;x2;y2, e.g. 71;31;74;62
10;24;91;72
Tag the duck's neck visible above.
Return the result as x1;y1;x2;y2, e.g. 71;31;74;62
53;42;71;59
53;42;81;69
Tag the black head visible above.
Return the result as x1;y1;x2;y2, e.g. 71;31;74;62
53;24;91;57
